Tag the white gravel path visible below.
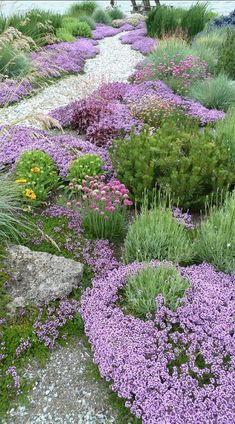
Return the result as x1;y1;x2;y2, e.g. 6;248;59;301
0;33;143;128
4;341;124;424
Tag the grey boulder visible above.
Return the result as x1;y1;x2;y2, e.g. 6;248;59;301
5;245;83;309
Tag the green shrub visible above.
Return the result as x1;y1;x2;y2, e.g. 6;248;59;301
15;150;59;204
108;7;125;21
75;21;92;37
0;43;31;78
56;27;75;42
196;192;235;274
78;15;96;29
123;265;190;318
217;29;235;79
69;1;97;17
111;120;233;210
0;175;25;243
67;154;103;186
181;3;210;40
215;107;235;165
189;74;235;112
123;200;194;265
92;8;112;25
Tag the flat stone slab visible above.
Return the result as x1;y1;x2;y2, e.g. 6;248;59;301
5;245;83;309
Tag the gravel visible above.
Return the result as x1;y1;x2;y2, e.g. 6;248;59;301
0;33;143;128
3;340;120;424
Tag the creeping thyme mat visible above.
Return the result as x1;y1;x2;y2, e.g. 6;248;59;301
80;262;235;424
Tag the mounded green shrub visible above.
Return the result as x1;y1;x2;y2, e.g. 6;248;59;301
196;192;235;274
123;265;190;318
123;200;194;265
78;15;96;29
92;8;112;25
189;74;235;112
56;27;75;42
111;119;234;210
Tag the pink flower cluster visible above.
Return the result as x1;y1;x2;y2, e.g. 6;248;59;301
155;55;211;93
76;175;133;218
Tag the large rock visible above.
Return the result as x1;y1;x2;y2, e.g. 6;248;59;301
5;246;83;309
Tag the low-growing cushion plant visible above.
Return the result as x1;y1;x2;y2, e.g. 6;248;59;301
196;192;235;274
15;150;59;204
123;199;194;265
123;265;190;318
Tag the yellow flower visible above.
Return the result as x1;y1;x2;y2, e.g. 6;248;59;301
31;166;41;173
15;179;27;184
25;189;36;200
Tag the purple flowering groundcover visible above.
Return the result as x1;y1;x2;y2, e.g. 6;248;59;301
80;261;235;424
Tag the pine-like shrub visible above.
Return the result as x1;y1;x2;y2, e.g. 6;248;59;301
92;8;112;25
108;7;125;21
78;15;96;29
217;29;235;79
0;43;31;78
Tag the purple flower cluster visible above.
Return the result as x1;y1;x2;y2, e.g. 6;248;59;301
71;97;141;146
50;79;225;131
172;207;195;230
34;299;80;349
15;337;31;357
0;125;112;176
6;366;20;388
0;79;33;107
32;38;99;77
80;261;235;423
92;24;122;40
120;27;156;55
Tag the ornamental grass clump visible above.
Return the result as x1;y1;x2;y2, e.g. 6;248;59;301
15;150;59;204
72;175;132;241
108;7;125;21
67;154;103;187
0;175;25;243
189;74;235;112
215;107;235;165
217;28;235;79
123;265;190;318
69;1;97;17
0;43;32;78
123;200;194;265
196;192;235;274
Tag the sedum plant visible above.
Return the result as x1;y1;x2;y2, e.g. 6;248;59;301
123;265;190;318
15;150;59;204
